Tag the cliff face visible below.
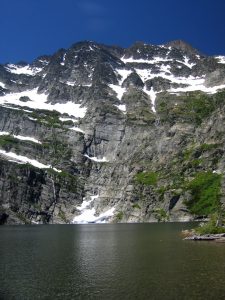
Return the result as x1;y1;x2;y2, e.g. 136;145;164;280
0;40;225;224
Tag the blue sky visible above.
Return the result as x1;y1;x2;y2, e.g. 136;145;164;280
0;0;225;63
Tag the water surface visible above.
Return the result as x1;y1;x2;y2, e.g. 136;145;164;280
1;223;225;299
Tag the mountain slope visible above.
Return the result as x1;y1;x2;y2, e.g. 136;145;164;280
0;40;225;224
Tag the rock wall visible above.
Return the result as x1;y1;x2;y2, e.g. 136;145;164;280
0;40;225;224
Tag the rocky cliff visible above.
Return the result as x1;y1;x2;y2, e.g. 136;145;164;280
0;40;225;224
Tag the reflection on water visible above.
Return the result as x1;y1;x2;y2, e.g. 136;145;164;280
1;223;225;299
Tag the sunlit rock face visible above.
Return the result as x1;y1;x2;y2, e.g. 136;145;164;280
0;40;225;224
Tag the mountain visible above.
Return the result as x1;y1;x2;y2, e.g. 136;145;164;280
0;40;225;225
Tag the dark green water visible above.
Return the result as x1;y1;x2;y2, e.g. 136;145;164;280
1;223;225;300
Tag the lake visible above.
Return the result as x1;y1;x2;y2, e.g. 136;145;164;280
1;223;225;299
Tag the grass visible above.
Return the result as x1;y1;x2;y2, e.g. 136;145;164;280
132;203;141;209
135;171;158;186
158;91;222;125
199;143;221;152
185;172;222;215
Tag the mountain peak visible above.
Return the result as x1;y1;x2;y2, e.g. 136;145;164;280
165;40;201;55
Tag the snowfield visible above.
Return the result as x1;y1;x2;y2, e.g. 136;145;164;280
5;64;43;76
0;88;87;118
73;195;115;223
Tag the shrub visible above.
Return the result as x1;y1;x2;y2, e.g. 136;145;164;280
132;203;141;209
153;208;169;222
195;213;225;235
115;212;123;221
186;172;222;215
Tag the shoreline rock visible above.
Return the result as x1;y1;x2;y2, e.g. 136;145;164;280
184;233;225;241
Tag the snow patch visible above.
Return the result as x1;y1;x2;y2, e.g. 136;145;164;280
116;69;132;84
0;82;5;88
70;126;85;133
135;69;152;81
143;87;157;112
1;105;33;113
38;59;49;66
66;81;75;86
28;116;37;121
59;117;78;123
84;154;108;162
13;135;41;144
109;84;126;100
169;83;225;94
184;56;196;68
0;149;61;172
73;195;115;224
215;56;225;64
160;64;171;73
5;64;42;76
121;56;173;64
115;104;126;113
0;88;87;118
0;132;41;144
0;132;10;136
60;54;66;66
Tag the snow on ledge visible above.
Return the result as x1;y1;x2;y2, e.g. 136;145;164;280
121;56;173;64
0;149;61;172
59;117;78;123
0;132;41;144
84;154;108;162
70;126;85;133
169;83;225;94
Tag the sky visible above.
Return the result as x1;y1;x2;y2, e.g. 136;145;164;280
0;0;225;63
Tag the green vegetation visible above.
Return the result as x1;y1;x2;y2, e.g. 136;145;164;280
183;146;194;161
185;172;222;215
127;108;155;125
30;110;64;128
115;211;123;221
132;203;141;209
16;212;30;224
43;137;72;162
153;208;169;222
179;93;215;125
0;135;18;147
195;213;225;235
0;135;20;153
47;169;79;193
135;171;158;186
0;134;42;152
158;91;225;125
199;143;221;152
58;210;68;223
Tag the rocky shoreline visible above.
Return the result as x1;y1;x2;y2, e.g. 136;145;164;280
183;232;225;242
